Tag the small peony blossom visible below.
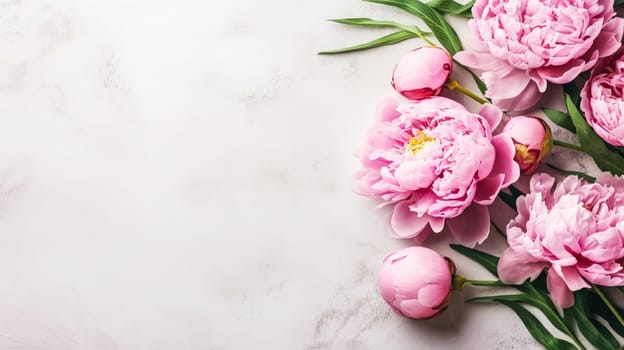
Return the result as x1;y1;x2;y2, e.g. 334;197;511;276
501;116;552;175
392;47;452;100
355;97;520;246
455;0;624;111
379;246;453;319
498;173;624;308
581;47;624;146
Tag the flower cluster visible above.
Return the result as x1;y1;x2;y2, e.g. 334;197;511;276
455;0;624;111
325;0;624;345
499;173;624;307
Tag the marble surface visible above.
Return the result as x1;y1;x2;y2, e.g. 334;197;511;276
0;1;597;349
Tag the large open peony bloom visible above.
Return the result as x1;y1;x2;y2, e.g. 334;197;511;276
355;97;519;246
455;0;624;111
581;47;624;146
498;173;624;308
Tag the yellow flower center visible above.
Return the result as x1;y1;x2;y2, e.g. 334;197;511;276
514;144;538;166
407;130;436;155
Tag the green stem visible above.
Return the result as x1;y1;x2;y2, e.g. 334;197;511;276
553;139;584;152
452;275;504;290
465;279;505;287
546;163;596;182
445;79;487;104
592;284;624;330
386;21;436;46
408;27;435;46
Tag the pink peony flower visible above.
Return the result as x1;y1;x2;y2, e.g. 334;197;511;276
498;173;624;308
455;0;624;111
501;116;553;175
379;246;453;319
355;97;520;246
392;47;452;100
581;47;624;146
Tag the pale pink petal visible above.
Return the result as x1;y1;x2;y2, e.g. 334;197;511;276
398;299;439;319
537;59;585;84
485;68;532;100
490;135;521;187
553;265;590;291
447;204;490;247
547;268;574;308
390;201;429;238
492;81;542;111
378;97;402;123
592;17;624;59
478;104;502;130
429;217;445;233
418;283;450;308
454;50;509;72
498;248;546;284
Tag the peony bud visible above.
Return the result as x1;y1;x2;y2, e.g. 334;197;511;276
502;116;553;175
392;47;452;100
379;246;453;319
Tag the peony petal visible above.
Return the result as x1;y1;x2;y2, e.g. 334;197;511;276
491;135;521;187
593;17;624;59
478;104;502;130
547;268;574;308
492;80;542;111
484;68;532;100
552;265;590;291
418;283;450;308
390;201;429;239
474;174;505;205
454;50;510;72
378;97;402;123
537;59;585;84
429;217;445;233
447;204;490;247
398;299;438;319
498;248;546;284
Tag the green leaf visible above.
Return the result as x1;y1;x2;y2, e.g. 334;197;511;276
319;30;419;54
469;293;582;348
585;290;624;338
564;83;580;105
545;164;596;182
426;0;474;17
449;244;499;277
327;18;430;33
497;300;578;350
508;184;525;198
364;0;463;55
498;191;517;211
563;308;576;333
572;293;619;350
329;17;406;27
566;94;624;175
543;108;576;133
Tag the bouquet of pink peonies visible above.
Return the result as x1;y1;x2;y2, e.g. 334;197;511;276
322;0;624;349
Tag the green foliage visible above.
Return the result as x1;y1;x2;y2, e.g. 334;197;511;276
364;0;463;55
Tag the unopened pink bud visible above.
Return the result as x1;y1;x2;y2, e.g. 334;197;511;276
392;47;452;100
379;246;453;319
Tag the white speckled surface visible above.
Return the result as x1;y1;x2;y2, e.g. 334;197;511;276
0;1;597;349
